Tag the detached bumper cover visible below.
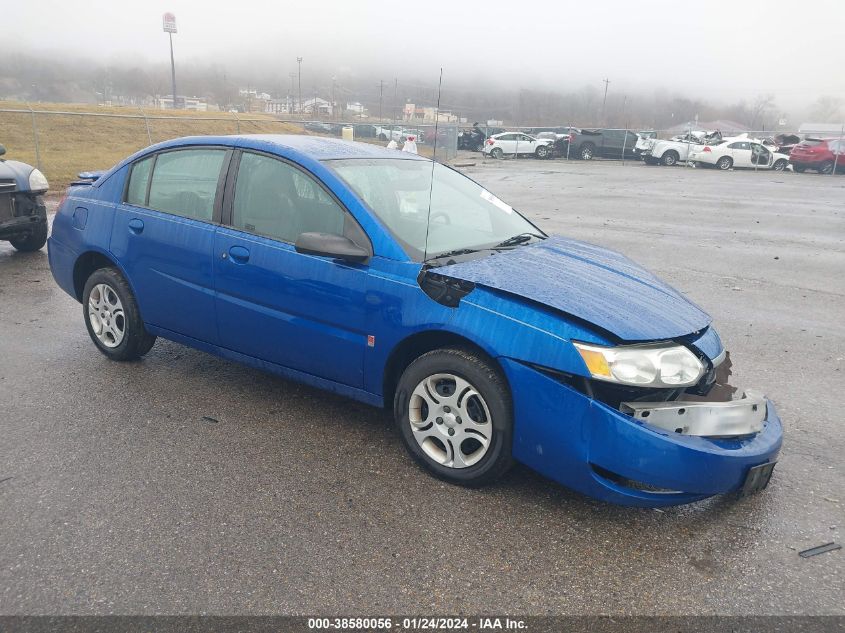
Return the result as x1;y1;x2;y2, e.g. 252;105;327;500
502;358;783;507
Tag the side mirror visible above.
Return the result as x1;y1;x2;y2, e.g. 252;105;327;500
295;232;369;264
0;144;6;157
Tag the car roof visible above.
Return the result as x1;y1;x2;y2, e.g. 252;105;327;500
162;134;427;161
91;134;426;192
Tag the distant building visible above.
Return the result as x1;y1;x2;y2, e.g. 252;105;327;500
155;95;208;111
302;97;333;116
266;97;296;115
346;102;367;116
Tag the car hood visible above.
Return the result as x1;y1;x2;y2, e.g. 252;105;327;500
0;159;35;190
437;236;711;341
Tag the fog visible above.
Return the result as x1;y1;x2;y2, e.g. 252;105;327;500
5;0;845;118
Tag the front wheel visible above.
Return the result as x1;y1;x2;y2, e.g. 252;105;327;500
9;222;48;252
579;143;595;160
82;267;156;361
793;164;806;173
716;156;733;170
394;348;513;487
773;159;787;171
535;145;549;159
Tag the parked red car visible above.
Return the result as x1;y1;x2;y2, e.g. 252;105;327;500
789;138;845;174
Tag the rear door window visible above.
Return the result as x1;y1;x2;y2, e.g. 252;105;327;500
126;156;154;206
147;149;226;221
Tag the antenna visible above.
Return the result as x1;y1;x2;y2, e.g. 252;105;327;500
422;68;443;264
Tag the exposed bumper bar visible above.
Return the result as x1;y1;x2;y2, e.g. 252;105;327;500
620;390;766;438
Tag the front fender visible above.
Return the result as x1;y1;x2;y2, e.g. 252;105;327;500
446;286;611;377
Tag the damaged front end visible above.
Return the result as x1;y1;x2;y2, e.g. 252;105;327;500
0;187;48;241
503;341;782;507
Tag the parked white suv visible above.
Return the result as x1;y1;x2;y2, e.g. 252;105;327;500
483;133;553;159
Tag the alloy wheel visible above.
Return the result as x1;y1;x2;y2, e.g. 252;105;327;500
87;283;126;348
408;373;493;469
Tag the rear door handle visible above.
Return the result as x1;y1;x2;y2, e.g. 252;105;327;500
227;245;250;264
128;218;144;234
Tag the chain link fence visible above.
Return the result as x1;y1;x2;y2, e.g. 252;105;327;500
1;104;842;190
0;105;460;190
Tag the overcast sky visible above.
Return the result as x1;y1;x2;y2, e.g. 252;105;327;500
6;0;845;109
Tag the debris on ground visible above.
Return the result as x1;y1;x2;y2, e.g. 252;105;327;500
798;542;841;558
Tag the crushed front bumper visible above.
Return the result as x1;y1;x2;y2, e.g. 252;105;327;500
620;390;765;437
502;358;783;507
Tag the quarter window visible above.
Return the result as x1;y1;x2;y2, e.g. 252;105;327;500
147;149;226;221
232;152;345;243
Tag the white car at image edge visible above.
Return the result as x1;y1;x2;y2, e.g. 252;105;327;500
483;132;553;159
689;139;790;171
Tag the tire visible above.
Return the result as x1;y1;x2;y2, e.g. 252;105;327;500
579;143;595;160
793;164;806;173
82;267;156;361
490;147;504;159
773;159;787;171
535;145;549;159
661;151;679;167
378;133;387;141
716;156;733;171
818;160;834;175
9;222;48;252
393;348;514;487
643;156;658;166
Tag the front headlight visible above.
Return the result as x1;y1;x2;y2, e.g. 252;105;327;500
28;168;49;193
573;341;705;388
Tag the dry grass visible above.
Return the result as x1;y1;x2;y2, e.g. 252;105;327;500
0;101;303;189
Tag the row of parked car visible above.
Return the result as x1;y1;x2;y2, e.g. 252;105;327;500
461;124;844;174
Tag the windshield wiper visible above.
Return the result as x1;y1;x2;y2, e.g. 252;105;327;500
425;247;485;264
493;232;545;249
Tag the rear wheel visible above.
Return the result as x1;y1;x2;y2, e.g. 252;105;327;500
82;267;156;361
490;147;504;159
535;145;549;159
773;159;787;171
818;160;834;175
579;143;595;160
661;151;679;166
9;222;48;252
716;156;733;171
394;348;513;487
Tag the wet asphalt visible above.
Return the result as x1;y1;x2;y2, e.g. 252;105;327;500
0;158;842;615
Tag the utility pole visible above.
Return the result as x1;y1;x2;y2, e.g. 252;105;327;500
331;76;337;120
162;13;178;109
297;57;303;116
378;80;384;122
601;77;610;124
392;78;398;124
288;72;296;114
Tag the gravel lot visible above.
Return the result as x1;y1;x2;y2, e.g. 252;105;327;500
0;158;843;615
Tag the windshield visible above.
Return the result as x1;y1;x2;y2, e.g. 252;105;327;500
328;158;543;262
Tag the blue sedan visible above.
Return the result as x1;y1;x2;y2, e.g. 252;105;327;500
47;135;782;506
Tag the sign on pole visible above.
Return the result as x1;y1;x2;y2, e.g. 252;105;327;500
163;13;177;33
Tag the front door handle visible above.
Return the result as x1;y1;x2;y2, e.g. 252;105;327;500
128;218;144;234
227;245;250;264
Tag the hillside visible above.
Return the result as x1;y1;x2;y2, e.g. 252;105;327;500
0;101;303;189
